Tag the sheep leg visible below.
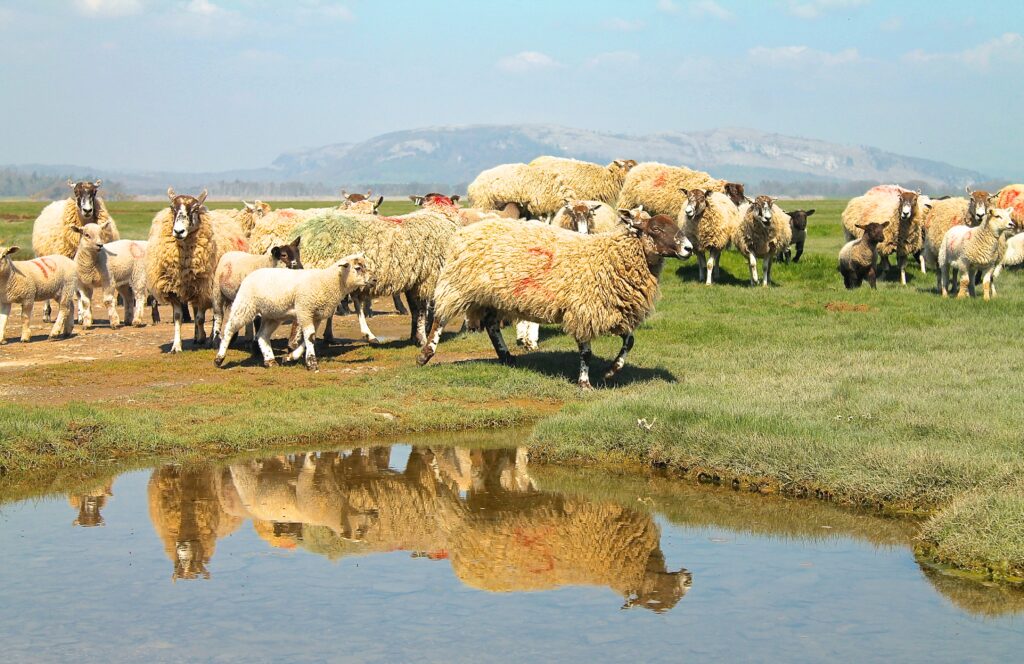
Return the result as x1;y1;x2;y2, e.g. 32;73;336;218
194;306;209;348
356;295;381;344
182;304;193;324
256;320;281;367
339;295;353;315
794;241;804;263
18;301;34;342
940;263;950;297
604;333;634;380
170;300;184;353
407;294;421;344
50;290;73;339
417;318;447;365
0;302;9;344
103;288;120;328
393;293;409;316
747;253;758;286
483;310;515;366
897;255;908;286
917;251;926;274
577;341;593;390
990;266;999;298
412;295;430;346
707;253;718;286
762;255;773;287
866;265;877;289
709;249;722;285
982;269;994;301
301;320;319;372
957;270;971;299
79;287;94;329
42;300;52;324
695;250;706;283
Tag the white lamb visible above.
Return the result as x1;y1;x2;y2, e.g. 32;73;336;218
214;253;371;372
0;246;76;343
938;207;1016;300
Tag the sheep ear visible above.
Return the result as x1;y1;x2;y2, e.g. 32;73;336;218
965;185;973;195
880;222;890;228
242;200;254;211
271;247;282;259
197;189;208;206
71;226;84;234
589;204;602;213
704;189;713;199
855;223;866;230
409;195;424;205
450;194;460;203
167;187;177;201
5;246;20;256
679;188;689;195
374;195;384;210
101;220;111;230
291;236;301;247
93;179;102;188
67;178;76;188
365;189;372;197
806;209;815;216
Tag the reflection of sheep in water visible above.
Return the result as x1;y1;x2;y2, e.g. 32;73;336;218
68;479;113;527
147;466;242;581
447;496;691;612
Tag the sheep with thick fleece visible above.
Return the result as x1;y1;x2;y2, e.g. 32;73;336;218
467;163;574;219
732;195;792;287
995;184;1024;228
921;189;992;290
529;156;637;206
98;239;152;327
212;237;303;343
417;211;694;389
248;199;369;255
679;189;740;285
0;246;76;343
146;188;246;353
616;162;728;218
212;200;271;238
841;188;930;285
939;207;1016;300
71;222;120;328
291;193;463;346
214;253;371;372
31;179;120;260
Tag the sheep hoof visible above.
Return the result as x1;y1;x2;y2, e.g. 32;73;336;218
264;358;278;368
578;379;593;391
132;321;146;328
367;336;385;345
214;355;225;368
306;358;319;372
416;351;433;366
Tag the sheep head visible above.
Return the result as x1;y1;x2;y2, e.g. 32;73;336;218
167;187;208;241
335;252;373;290
68;179;102;221
855;221;889;244
679;188;710;222
610;159;637;175
173;539;211;581
723;182;748;207
71;221;110;251
751;195;776;227
410;193;460;210
787;209;815;232
985;207;1016;236
271;236;303;269
898;190;920;222
560;200;603;234
0;246;19;274
621;207;693;260
967;190;992;225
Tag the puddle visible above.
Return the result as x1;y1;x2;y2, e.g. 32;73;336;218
1;438;1022;662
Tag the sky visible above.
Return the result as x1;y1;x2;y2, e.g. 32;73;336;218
1;0;1022;177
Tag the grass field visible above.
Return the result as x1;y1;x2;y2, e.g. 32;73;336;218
1;196;1022;584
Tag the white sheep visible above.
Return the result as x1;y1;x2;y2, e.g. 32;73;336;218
212;238;303;343
939;207;1016;300
679;189;741;285
732;195;792;287
528;157;637;207
71;222;120;328
993;232;1024;286
99;239;153;327
467;163;574;220
417;210;694;389
0;246;76;343
214;253;371;371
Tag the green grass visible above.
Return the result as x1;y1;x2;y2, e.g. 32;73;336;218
0;197;1021;585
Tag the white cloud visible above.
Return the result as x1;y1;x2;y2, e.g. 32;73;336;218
496;51;562;73
586;51;640;68
74;0;142;16
749;45;860;67
904;33;1024;70
880;16;902;31
602;17;645;32
656;0;679;13
785;0;869;20
690;1;733;20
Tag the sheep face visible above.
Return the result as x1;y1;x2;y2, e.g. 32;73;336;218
965;188;992;225
679;188;710;221
272;237;303;269
751;195;775;227
166;187;208;241
855;221;889;244
610;159;637;175
67;179;102;221
0;246;19;275
788;209;815;232
243;200;271;220
335;253;373;290
898;190;920;222
72;221;110;251
561;201;603;234
631;212;693;260
985;207;1016;236
724;182;748;207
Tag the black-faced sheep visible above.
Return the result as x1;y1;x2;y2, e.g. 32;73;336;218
780;209;814;263
838;221;888;289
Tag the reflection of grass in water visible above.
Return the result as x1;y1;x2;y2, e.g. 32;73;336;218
533;463;917;548
918;565;1024;617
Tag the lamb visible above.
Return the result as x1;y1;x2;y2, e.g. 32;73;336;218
938;207;1016;300
466;163;570;219
31;179;121;260
841;188;930;285
213;200;271;237
214;253;371;371
99;239;154;327
921;188;992;291
615;162;738;217
551;200;622;234
71;222;120;328
211;237;303;343
993;232;1024;285
417;210;694;389
146;188;246;353
732;195;792;287
291;193;463;346
678;189;741;285
838;222;888;289
0;246;76;343
528;156;637;206
779;209;814;263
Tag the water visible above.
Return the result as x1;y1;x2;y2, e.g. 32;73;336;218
1;438;1022;663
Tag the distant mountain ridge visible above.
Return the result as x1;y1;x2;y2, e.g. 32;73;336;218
2;124;994;198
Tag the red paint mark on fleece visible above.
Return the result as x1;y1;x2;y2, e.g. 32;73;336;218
513;526;555;574
512;247;555;298
424;194;456;208
32;257;55;279
652;172;668;188
279;210;297;219
234;237;248;251
219;261;233;287
129;242;145;259
426;549;449;560
378;216;406;224
999;189;1024;218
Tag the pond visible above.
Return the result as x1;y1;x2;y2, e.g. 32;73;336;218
1;434;1022;662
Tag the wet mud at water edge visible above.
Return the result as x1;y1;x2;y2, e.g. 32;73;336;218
1;435;1022;663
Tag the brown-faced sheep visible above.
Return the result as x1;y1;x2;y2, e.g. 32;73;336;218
31;179;121;260
733;196;792;287
417;210;693;389
0;246;76;342
679;189;741;285
838;222;888;289
841;188;930;285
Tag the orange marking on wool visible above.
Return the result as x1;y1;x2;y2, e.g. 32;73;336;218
32;257;55;279
378;216;405;224
513;527;555;574
999;189;1024;217
426;549;449;560
219;261;233;286
129;242;144;259
512;247;555;298
652;172;667;188
279;210;297;218
234;237;247;251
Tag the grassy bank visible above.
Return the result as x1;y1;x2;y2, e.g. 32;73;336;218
1;197;1022;584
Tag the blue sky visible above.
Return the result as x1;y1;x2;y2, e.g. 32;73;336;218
1;0;1022;177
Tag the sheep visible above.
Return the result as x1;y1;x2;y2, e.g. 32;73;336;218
616;162;738;217
779;209;814;263
291;193;463;346
71;222;120;329
99;239;154;327
677;188;741;285
339;190;385;214
458;202;525;226
838;221;889;289
841;188;930;285
921;188;993;291
0;246;76;343
146;188;246;353
551;200;622;234
466;163;571;220
995;184;1024;228
213;200;271;237
31;179;121;260
939;207;1016;300
992;232;1024;285
211;237;303;344
417;209;694;389
732;195;792;287
528;156;637;206
214;253;371;371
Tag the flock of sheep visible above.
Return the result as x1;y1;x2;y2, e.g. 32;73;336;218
3;158;1023;388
